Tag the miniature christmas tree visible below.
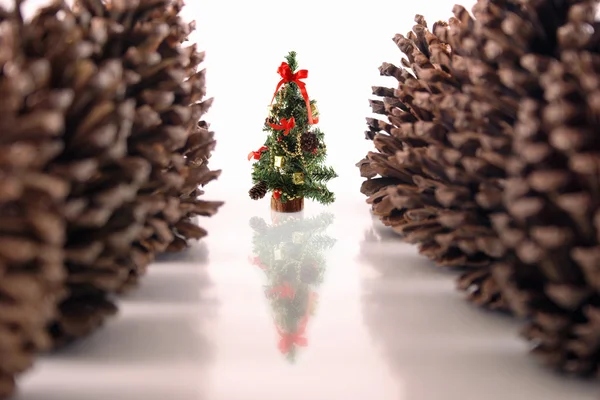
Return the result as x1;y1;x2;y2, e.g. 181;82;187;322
248;212;335;362
248;51;337;212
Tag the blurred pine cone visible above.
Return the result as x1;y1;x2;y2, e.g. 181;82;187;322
14;1;148;346
358;15;508;310
249;216;268;233
451;0;600;377
5;0;223;347
0;0;216;394
69;0;223;291
249;181;267;200
300;263;319;284
0;11;68;397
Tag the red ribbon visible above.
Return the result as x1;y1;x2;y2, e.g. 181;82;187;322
276;318;308;354
248;146;268;161
270;282;295;299
273;189;282;200
270;62;318;125
278;332;308;354
268;117;295;136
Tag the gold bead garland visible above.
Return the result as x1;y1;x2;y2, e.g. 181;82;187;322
268;110;328;200
264;88;330;203
281;192;300;201
276;130;303;159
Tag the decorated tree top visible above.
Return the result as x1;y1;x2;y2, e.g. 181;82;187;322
248;52;337;211
249;212;335;362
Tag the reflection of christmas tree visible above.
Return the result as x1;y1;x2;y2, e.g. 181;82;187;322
249;211;335;362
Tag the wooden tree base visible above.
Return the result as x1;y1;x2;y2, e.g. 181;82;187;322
271;196;304;213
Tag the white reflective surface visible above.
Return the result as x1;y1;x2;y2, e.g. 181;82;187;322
15;181;600;400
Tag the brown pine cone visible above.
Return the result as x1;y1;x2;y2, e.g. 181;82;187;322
464;0;600;377
8;0;223;348
69;0;223;290
249;181;268;200
300;132;318;153
0;10;68;398
358;15;509;311
15;2;152;346
0;0;224;393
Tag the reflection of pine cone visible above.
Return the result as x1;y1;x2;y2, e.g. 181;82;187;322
282;265;298;281
249;216;268;233
249;182;268;200
300;264;319;284
300;133;318;153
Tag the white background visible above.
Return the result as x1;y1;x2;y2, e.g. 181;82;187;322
189;0;471;195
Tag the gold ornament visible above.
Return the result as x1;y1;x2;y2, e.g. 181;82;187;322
311;103;319;118
274;156;284;168
292;172;304;185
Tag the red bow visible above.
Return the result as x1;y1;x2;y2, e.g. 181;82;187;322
276;319;308;354
248;146;268;161
268;117;295;136
270;282;295;299
270;62;317;125
278;332;308;354
273;189;282;200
